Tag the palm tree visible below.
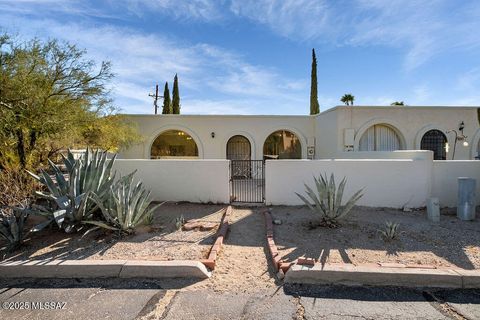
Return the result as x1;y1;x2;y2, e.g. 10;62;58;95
391;101;404;106
341;94;355;106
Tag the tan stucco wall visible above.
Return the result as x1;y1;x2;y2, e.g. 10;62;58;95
119;106;480;160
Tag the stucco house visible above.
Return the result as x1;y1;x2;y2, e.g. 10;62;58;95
120;106;480;161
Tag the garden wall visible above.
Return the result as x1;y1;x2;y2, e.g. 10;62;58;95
265;159;432;208
432;161;480;207
113;159;230;204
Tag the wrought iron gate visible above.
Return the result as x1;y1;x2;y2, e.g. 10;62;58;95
230;160;265;203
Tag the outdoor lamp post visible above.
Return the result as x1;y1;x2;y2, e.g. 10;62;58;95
446;121;468;160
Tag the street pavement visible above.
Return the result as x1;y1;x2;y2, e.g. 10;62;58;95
0;278;479;319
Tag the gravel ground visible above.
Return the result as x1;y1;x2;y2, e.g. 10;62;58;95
189;206;279;293
271;206;480;269
2;203;226;262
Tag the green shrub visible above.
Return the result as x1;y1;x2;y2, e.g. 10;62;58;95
296;173;363;227
86;174;163;235
28;149;116;233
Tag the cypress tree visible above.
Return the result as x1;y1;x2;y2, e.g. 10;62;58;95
172;74;180;114
310;48;320;115
162;82;171;114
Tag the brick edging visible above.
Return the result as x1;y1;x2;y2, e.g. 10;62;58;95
263;210;293;277
200;206;231;270
264;210;480;288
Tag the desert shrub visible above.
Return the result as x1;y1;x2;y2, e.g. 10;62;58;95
296;173;363;227
28;149;117;233
0;168;37;207
86;174;163;235
378;221;400;241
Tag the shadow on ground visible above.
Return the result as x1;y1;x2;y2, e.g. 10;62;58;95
271;205;480;270
283;283;480;304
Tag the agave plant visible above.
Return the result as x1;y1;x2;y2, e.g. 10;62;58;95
296;173;363;228
0;208;28;253
378;221;400;241
85;174;163;235
28;149;117;233
174;215;185;230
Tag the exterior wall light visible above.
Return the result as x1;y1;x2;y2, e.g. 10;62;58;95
446;121;469;160
211;132;215;138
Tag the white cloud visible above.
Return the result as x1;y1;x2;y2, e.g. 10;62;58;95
412;85;431;104
0;12;307;114
457;67;480;92
229;0;480;71
230;0;332;41
115;0;222;21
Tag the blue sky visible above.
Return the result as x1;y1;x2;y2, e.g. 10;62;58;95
1;0;480;115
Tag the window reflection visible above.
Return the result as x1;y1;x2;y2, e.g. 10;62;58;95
151;130;198;158
263;130;301;159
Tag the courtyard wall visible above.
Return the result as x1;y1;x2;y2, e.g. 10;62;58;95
113;159;230;204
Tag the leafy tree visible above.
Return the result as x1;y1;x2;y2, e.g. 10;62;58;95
310;48;320;115
340;94;355;106
0;33;140;169
391;101;405;106
161;81;171;114
171;73;180;114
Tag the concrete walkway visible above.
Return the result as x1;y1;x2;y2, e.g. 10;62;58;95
0;278;479;320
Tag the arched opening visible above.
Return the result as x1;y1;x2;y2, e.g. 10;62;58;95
150;130;198;159
358;124;403;151
263;130;302;159
226;135;251;160
477;139;480;160
421;130;447;160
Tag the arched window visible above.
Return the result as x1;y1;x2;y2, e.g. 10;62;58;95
359;124;402;151
151;130;198;159
421;130;447;160
227;135;251;160
263;130;301;159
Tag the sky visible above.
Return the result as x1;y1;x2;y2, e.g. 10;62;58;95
1;0;480;115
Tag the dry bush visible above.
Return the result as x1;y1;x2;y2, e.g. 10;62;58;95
0;168;37;208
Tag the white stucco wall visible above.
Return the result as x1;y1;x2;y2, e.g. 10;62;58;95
432;160;480;207
265;159;432;208
113;159;230;203
335;150;433;160
334;106;479;160
119;106;480;160
120;114;314;160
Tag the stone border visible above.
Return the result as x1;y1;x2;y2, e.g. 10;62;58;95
200;206;231;270
0;207;233;280
264;210;480;288
0;260;211;279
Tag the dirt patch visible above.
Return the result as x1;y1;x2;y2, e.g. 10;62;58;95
190;206;278;292
271;206;480;270
2;203;226;262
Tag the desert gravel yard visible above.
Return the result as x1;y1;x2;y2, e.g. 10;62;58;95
271;206;480;269
2;203;226;262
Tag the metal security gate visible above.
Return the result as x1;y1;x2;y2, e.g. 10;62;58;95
230;160;265;203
